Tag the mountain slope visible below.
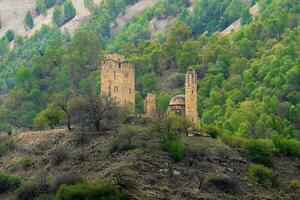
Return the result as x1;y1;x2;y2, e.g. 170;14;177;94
0;128;299;199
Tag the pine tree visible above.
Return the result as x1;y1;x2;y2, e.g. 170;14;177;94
241;8;252;25
24;11;34;30
5;30;15;42
53;6;63;26
63;1;76;22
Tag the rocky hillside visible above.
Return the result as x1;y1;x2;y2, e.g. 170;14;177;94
0;127;299;200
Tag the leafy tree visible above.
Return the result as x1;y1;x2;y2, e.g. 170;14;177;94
241;7;252;25
33;104;65;129
24;11;34;30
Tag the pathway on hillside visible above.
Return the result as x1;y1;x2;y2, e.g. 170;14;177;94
111;0;158;33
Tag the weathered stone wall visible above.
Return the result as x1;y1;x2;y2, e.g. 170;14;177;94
144;93;156;118
101;54;135;112
185;68;198;124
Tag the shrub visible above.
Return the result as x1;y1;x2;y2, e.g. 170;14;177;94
247;164;277;188
0;172;21;193
289;179;300;191
5;30;15;42
206;175;239;194
49;147;68;166
220;133;247;148
243;139;273;166
55;182;127;200
15;182;38;200
51;172;83;191
273;136;300;158
0;139;15;156
164;138;184;162
204;125;221;139
20;159;33;169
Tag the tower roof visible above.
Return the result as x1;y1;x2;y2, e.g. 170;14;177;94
103;54;126;63
169;94;185;106
187;67;196;74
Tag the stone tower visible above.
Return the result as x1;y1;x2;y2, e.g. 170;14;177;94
144;93;156;118
185;67;198;124
101;54;135;112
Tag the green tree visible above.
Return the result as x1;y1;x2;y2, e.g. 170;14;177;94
53;6;63;26
241;7;252;25
24;11;34;30
33;104;65;129
63;0;76;22
5;30;14;42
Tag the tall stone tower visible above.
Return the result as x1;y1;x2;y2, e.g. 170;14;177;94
185;67;198;124
144;93;156;119
101;54;135;112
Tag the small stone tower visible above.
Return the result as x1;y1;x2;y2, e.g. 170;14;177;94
144;93;156;118
101;54;135;111
185;67;198;123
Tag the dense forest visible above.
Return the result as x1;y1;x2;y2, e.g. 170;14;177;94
0;0;299;151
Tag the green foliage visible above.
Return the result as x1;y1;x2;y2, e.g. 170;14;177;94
155;116;188;162
63;1;76;22
0;172;21;193
247;164;277;188
243;139;273;166
20;159;33;169
220;133;247;148
0;139;15;157
5;30;15;42
51;172;83;192
34;104;65;129
55;182;127;200
24;11;34;30
53;6;63;26
273;135;300;158
204;124;221;139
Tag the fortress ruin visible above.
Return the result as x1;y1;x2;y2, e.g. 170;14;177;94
168;67;198;124
100;54;135;111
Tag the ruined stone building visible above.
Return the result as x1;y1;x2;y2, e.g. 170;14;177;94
168;67;198;124
100;54;135;111
143;93;156;118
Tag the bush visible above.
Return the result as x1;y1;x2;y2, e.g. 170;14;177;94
164;138;184;162
20;159;33;169
206;175;239;194
243;139;273;166
289;179;300;191
51;172;83;191
0;172;21;193
220;133;247;148
0;139;15;156
5;30;15;42
55;182;127;200
273;136;300;158
204;125;221;139
247;164;277;188
49;147;68;166
15;182;38;200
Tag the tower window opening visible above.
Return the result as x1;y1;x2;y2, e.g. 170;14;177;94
192;90;194;94
119;63;121;69
129;88;131;94
114;71;116;79
114;86;118;92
